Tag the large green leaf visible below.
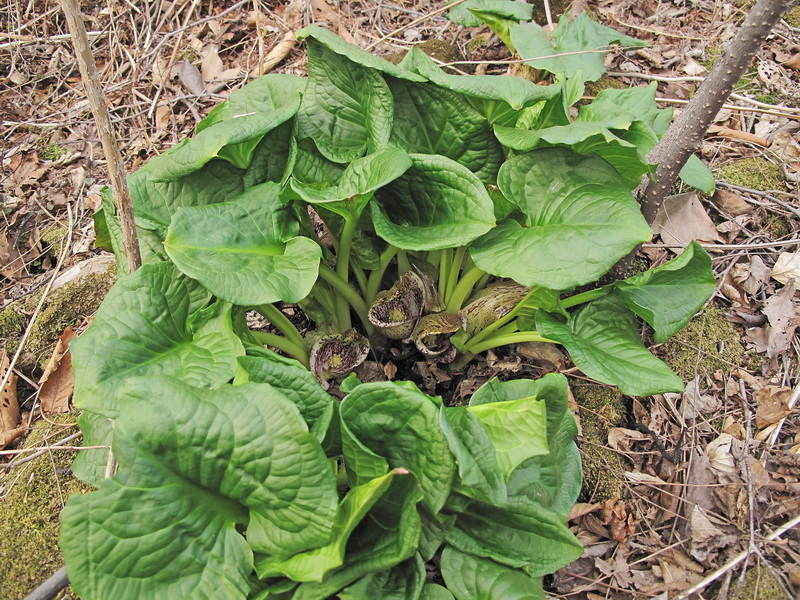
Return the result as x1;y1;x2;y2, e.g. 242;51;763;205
371;154;496;251
446;496;583;575
243;119;295;188
197;74;306;133
70;411;113;486
165;181;322;305
440;547;544;600
470;148;652;289
290;148;412;220
70;262;242;417
447;0;532;27
399;47;557;114
256;470;411;582
439;406;507;505
421;583;456;600
340;382;455;513
386;76;504;182
511;12;647;82
471;375;581;518
494;122;650;188
467;398;549;479
537;295;683;395
576;83;672;135
60;377;337;600
238;349;334;442
294;36;394;163
614;241;715;343
339;554;425;600
291;471;424;600
144;91;301;180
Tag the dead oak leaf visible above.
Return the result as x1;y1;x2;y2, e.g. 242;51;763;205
38;326;78;416
0;350;24;449
652;192;722;249
763;279;800;358
602;498;635;542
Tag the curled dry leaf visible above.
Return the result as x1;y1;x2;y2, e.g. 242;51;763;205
0;350;24;449
754;385;792;428
459;282;529;336
763;279;800;358
38;326;79;416
771;252;800;285
601;498;635;543
713;189;753;217
309;329;369;389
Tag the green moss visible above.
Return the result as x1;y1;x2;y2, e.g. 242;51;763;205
40;144;67;161
717;158;784;191
732;565;788;600
699;45;722;71
0;413;92;599
661;307;747;380
466;32;491;53
385;39;467;73
766;214;793;239
6;270;114;370
572;383;628;502
785;5;800;28
40;225;69;257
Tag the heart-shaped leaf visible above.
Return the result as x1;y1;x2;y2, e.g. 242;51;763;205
371;154;496;251
165;181;322;305
470;148;652;289
536;295;683;395
70;262;242;417
440;547;545;600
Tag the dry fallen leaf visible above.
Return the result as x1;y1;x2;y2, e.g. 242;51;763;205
771;252;800;285
713;189;753;217
783;53;800;71
602;498;635;542
754;385;792;428
652;192;722;249
201;46;224;84
0;350;24;449
763;279;800;358
179;59;205;96
38;326;78;416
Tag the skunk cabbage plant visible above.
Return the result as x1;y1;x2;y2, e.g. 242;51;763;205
61;22;715;600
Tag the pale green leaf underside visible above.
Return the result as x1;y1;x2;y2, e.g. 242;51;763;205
371;154;496;251
165;182;322;305
537;295;683;395
679;153;716;195
61;378;337;600
614;240;715;342
70;262;241;417
471;148;651;289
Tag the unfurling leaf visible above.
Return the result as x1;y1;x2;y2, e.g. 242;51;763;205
310;330;370;388
413;313;464;363
459;282;529;336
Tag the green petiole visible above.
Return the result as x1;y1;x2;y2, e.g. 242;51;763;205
446;264;487;314
250;330;310;368
466;331;555;356
254;303;306;350
318;263;373;335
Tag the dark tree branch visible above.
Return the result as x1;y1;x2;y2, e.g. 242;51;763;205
639;0;794;223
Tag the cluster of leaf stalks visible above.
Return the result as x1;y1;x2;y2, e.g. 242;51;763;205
60;18;719;600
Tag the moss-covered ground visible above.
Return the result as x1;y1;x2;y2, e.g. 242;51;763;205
717;158;784;191
0;413;92;599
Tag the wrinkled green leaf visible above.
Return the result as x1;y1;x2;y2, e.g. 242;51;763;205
238;349;334;442
165;181;322;305
243;119;295;188
257;470;410;582
614;240;715;343
446;496;583;575
440;406;507;504
70;411;113;487
471;375;581;518
71;263;242;417
387;77;504;183
471;148;652;289
494;122;650;188
292;471;424;600
576;83;671;135
447;0;532;27
340;382;455;512
440;546;545;600
512;13;647;82
295;36;394;162
61;377;337;600
339;554;425;600
537;295;683;395
467;398;549;478
290;148;412;220
371;154;496;251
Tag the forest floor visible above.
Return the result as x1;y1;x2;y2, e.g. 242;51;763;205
1;0;800;598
